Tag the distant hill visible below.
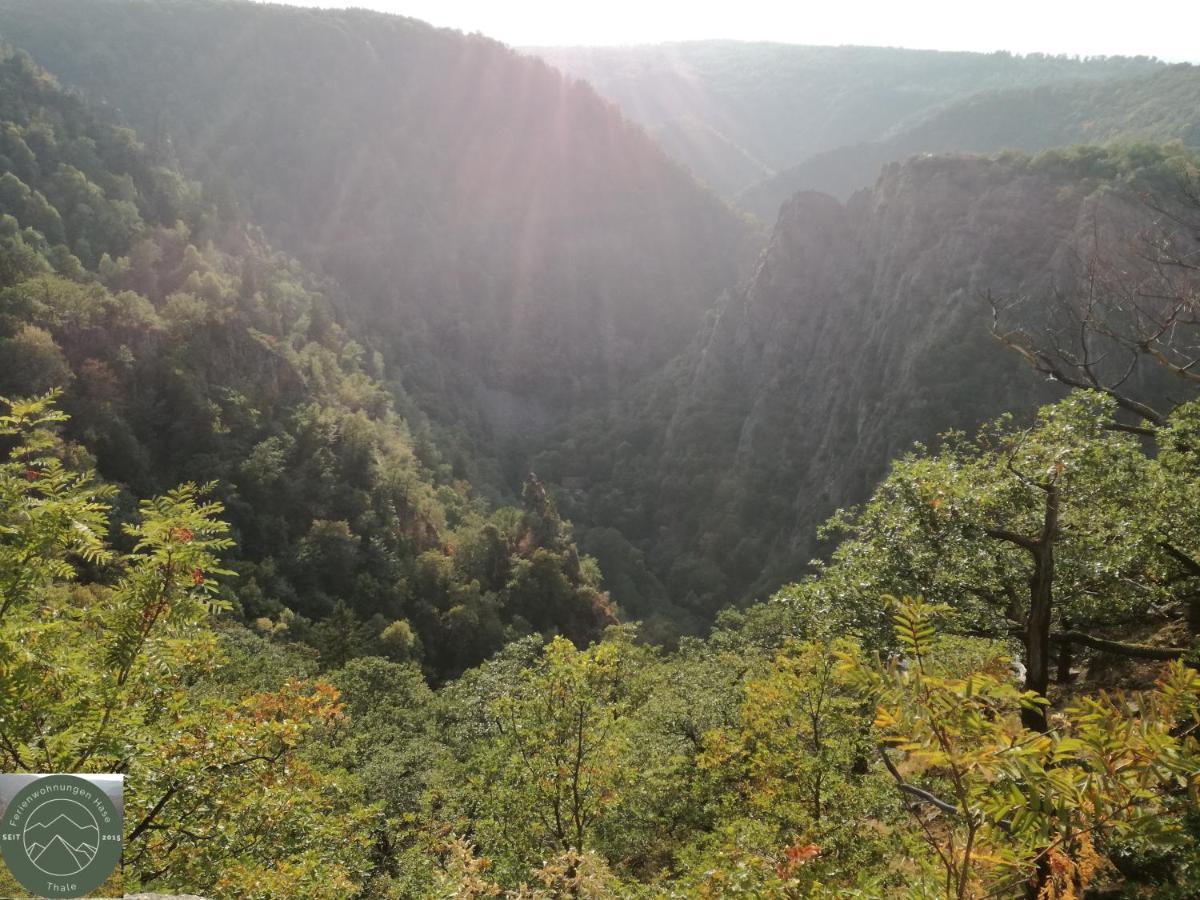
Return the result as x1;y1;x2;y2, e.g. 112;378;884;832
740;63;1200;220
532;41;1163;200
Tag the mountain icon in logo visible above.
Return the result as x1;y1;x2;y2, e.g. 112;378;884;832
2;773;124;898
22;800;100;876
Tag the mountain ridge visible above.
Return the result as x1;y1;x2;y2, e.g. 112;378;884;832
740;62;1200;218
29;833;96;872
532;41;1165;201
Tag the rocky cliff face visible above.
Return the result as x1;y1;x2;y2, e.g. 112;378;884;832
553;152;1164;619
691;158;1076;588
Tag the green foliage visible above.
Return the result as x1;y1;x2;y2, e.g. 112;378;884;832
127;678;373;900
810;392;1196;684
0;389;110;616
4;388;1200;897
0;395;236;772
845;596;1200;898
0;394;370;897
687;637;902;895
454;636;633;881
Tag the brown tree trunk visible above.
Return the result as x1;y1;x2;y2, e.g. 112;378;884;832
1159;543;1200;632
1026;855;1052;899
989;483;1059;733
1022;548;1053;732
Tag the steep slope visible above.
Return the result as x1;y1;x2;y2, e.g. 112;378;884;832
541;148;1185;620
0;45;614;678
741;64;1200;219
0;0;755;492
533;41;1162;200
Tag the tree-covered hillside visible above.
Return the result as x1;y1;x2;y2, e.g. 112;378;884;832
0;44;615;682
534;41;1163;200
740;63;1200;220
0;0;757;494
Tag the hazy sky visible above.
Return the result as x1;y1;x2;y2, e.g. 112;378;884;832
255;0;1200;61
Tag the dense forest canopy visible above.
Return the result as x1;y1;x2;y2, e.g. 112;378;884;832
0;46;615;682
0;1;1198;897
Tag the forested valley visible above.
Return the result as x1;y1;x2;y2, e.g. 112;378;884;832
0;1;1199;897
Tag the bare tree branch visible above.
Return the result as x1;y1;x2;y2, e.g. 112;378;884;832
879;746;961;817
1052;630;1190;660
